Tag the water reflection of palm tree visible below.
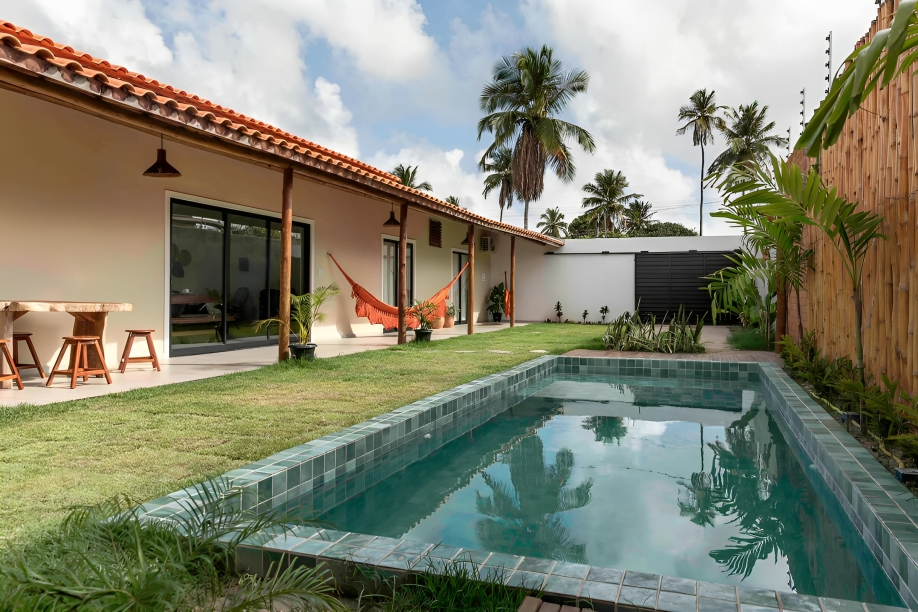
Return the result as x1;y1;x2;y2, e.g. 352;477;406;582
476;434;593;563
582;415;628;445
677;406;816;587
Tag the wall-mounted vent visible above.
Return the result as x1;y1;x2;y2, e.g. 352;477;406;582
481;236;495;252
429;220;442;248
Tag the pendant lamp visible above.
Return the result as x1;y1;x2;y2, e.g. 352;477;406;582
143;134;182;178
383;202;400;227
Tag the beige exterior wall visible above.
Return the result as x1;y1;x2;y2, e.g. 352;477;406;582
0;88;507;368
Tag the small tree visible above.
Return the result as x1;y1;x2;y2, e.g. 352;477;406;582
600;305;610;324
721;154;884;434
554;301;563;323
582;310;589;324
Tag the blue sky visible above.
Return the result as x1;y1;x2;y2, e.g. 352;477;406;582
7;0;879;234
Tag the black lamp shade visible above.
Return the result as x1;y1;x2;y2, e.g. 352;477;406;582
383;209;400;227
143;148;182;178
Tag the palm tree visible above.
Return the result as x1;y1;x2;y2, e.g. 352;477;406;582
445;195;461;206
676;89;726;237
481;146;515;222
708;102;788;176
536;207;568;238
478;45;596;229
391;164;432;191
581;170;642;237
624;200;655;234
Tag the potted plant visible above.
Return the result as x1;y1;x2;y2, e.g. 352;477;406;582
253;283;340;360
410;299;438;342
444;301;456;328
487;282;506;323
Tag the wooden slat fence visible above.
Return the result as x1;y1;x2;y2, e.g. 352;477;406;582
787;0;918;394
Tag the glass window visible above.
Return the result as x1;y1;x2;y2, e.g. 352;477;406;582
452;251;470;324
169;198;310;355
383;239;413;307
170;203;225;349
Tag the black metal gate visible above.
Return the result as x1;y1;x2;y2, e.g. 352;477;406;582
634;251;736;321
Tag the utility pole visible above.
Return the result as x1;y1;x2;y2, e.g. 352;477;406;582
825;31;833;93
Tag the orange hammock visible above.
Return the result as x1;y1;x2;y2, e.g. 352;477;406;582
329;253;469;329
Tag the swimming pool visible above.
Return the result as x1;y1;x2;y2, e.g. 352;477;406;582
142;357;918;611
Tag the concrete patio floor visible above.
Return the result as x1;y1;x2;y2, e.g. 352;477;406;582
0;322;518;407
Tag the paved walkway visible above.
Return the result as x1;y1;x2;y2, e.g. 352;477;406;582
0;322;517;407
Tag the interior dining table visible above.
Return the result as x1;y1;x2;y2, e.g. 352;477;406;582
0;301;133;389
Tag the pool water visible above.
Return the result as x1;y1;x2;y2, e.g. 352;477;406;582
300;376;901;604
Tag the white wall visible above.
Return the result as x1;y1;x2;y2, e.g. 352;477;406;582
511;235;742;323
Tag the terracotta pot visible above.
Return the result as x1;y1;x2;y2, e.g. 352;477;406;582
443;315;455;328
431;316;445;330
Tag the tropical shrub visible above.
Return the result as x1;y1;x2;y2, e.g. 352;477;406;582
0;482;344;611
704;249;776;347
603;304;705;353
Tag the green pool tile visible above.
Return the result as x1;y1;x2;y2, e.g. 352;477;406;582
552;561;590;579
518;557;556;574
505;570;547;589
543;574;583;597
624;571;661;589
657;591;697;612
740;605;779;612
698;581;736;601
821;598;868;612
587;566;624;584
482;552;522;570
661;576;696;595
378;551;420;570
619;586;658;609
580;579;621;603
699;597;738;612
736;586;778;607
866;603;910;612
779;593;821;612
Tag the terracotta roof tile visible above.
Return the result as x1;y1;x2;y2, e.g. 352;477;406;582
0;20;561;246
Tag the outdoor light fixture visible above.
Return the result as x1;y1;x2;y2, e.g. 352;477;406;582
143;133;182;178
383;202;400;227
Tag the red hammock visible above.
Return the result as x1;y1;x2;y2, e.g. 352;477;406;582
329;253;469;329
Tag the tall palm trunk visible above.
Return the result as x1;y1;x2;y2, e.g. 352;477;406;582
523;199;530;230
795;285;804;340
500;205;504;223
853;286;867;435
699;143;705;236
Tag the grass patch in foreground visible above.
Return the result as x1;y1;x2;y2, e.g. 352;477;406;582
0;324;602;544
726;325;769;351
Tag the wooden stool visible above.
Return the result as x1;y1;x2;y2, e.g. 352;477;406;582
13;333;45;378
0;339;23;390
119;330;161;373
47;336;112;389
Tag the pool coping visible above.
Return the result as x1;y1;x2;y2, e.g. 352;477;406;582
139;356;915;612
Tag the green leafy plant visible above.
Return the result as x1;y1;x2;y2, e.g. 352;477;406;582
581;309;589;324
487;283;506;315
253;284;340;345
554;301;563;323
720;154;885;433
410;299;438;330
703;249;776;347
603;304;705;353
0;481;344;612
537;206;568;238
599;305;610;324
445;301;456;318
581;169;642;236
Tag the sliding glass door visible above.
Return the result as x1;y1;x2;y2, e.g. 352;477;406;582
382;239;414;307
452;251;470;324
169;198;310;356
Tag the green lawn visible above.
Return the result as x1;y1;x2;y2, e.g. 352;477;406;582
0;324;603;544
726;325;769;351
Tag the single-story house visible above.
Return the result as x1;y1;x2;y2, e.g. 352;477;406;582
0;21;561;369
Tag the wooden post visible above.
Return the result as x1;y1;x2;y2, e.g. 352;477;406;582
468;224;475;335
510;236;516;328
398;203;409;344
0;312;11;389
279;167;293;361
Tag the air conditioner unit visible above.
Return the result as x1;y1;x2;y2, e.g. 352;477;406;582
481;236;495;252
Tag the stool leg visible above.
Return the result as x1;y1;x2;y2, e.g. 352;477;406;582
71;342;82;389
120;333;135;374
47;341;70;387
12;339;18;367
25;336;45;378
145;333;161;371
1;343;23;390
93;340;112;384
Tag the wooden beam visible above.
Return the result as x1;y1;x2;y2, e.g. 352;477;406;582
468;224;475;336
510;236;516;328
398;203;409;345
279;167;293;361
